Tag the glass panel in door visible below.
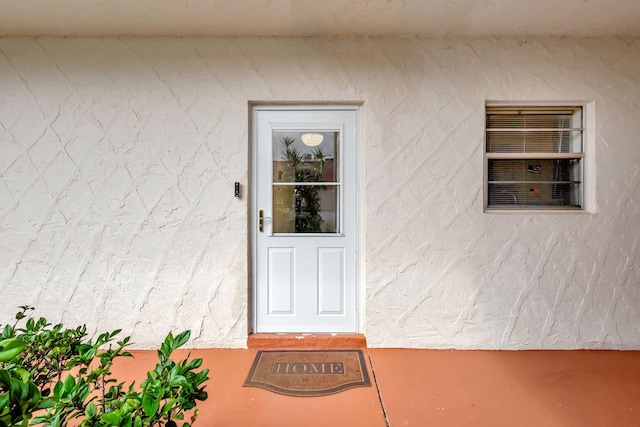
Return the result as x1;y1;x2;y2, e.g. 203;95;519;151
272;131;340;234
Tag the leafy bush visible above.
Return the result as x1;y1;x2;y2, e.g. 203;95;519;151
0;335;54;427
0;307;209;427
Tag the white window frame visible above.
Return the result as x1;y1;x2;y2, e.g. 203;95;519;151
484;101;595;212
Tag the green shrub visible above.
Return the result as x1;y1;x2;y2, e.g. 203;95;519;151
0;335;54;427
0;307;209;427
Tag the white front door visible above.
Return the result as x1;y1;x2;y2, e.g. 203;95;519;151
252;107;358;333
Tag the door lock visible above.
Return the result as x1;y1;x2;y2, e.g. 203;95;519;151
259;210;272;233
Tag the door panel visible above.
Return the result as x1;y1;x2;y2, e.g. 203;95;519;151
318;248;344;314
268;247;295;314
253;107;358;333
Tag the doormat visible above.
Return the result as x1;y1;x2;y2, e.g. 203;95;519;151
243;350;371;397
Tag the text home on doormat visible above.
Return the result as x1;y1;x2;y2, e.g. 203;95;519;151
243;350;371;397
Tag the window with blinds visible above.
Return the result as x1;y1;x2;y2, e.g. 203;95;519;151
485;106;584;210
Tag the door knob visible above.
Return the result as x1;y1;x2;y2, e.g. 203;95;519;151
259;210;271;233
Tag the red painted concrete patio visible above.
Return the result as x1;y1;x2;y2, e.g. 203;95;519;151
111;339;640;427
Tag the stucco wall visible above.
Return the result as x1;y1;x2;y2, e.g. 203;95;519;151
1;37;638;349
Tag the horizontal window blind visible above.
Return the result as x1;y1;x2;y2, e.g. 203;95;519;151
485;106;584;209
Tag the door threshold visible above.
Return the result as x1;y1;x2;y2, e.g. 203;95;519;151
248;333;366;350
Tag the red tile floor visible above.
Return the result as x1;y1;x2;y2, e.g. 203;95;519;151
110;337;640;426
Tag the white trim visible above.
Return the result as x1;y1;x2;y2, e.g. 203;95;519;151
250;104;361;333
251;104;361;112
486;153;585;160
484;101;594;213
583;101;597;213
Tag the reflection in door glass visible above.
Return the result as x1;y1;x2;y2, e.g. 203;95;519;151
272;131;339;233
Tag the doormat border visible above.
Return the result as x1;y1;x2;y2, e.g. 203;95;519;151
243;349;371;397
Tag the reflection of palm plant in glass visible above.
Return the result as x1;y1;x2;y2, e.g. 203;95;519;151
313;147;327;175
279;137;326;232
281;136;300;179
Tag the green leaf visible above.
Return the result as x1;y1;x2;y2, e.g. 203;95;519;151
14;368;29;382
0;338;24;362
86;402;98;418
1;325;12;339
121;415;132;427
0;392;10;409
36;396;54;410
185;358;203;370
100;411;122;425
172;331;190;350
142;394;159;417
167;368;186;387
53;380;64;398
9;376;27;400
62;374;75;392
160;399;178;416
133;415;142;427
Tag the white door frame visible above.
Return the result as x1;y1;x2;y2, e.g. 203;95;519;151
250;104;360;333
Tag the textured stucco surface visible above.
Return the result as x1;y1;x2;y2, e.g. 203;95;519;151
2;0;640;37
1;37;639;349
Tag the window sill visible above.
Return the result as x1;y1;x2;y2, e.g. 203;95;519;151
484;207;592;214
